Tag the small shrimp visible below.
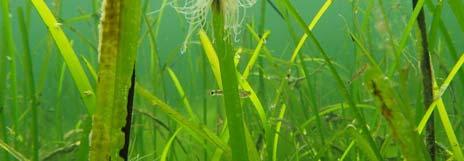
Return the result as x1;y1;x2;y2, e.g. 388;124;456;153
209;89;251;98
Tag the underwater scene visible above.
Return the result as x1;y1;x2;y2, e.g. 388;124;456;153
1;0;464;160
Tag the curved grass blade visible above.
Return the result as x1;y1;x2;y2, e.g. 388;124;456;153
416;54;464;161
347;126;381;161
281;0;382;160
242;31;270;80
237;73;267;127
199;28;268;160
81;56;98;81
436;54;464;98
389;0;426;75
417;86;464;161
199;29;222;89
244;125;260;161
211;122;231;161
271;0;333;107
0;139;30;161
167;67;199;122
272;104;287;161
40;141;80;161
418;53;464;132
30;0;96;113
160;127;183;161
289;0;332;63
136;84;230;155
433;95;464;161
339;141;356;161
368;68;431;161
299;103;376;130
245;24;288;65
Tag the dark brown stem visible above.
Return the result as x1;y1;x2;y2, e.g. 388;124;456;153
412;0;435;160
119;67;136;161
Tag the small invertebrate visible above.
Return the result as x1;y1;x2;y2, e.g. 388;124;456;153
83;90;93;96
285;73;305;88
209;89;251;98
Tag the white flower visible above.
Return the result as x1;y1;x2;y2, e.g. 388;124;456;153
173;0;256;53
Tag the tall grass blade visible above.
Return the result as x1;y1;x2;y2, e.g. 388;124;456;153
167;67;199;122
30;0;96;113
136;84;230;155
347;126;380;161
1;0;19;137
299;103;376;130
0;139;29;161
412;0;436;157
390;0;426;75
211;123;230;161
242;31;270;80
271;0;332;107
55;63;66;140
265;2;333;158
200;28;268;128
198;30;222;88
0;23;7;161
211;4;250;159
89;0;141;160
436;54;464;98
160;128;183;161
434;96;464;161
244;125;260;161
447;0;464;32
17;7;39;161
417;53;464;161
281;0;382;160
367;68;431;161
272;104;287;161
339;141;356;161
81;56;97;82
237;73;267;127
289;0;332;63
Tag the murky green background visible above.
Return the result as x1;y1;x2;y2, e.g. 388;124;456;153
1;0;463;159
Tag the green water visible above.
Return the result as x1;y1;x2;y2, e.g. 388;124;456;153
1;0;464;160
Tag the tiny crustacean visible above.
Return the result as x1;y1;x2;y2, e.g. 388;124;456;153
286;73;305;88
209;89;251;98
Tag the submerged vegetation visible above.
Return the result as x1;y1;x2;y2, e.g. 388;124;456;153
1;0;464;161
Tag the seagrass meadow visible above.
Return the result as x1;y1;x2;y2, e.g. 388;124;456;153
1;0;464;160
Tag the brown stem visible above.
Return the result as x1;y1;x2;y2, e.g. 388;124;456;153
119;67;136;161
412;0;435;160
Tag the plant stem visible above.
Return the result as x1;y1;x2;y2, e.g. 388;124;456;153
202;48;209;161
211;0;249;160
120;68;136;160
89;0;141;160
18;7;39;161
412;0;435;160
258;0;267;108
281;0;383;160
1;0;19;160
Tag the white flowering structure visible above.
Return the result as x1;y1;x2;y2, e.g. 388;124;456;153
174;0;256;52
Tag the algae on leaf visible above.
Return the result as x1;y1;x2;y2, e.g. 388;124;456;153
367;68;431;161
89;0;141;160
